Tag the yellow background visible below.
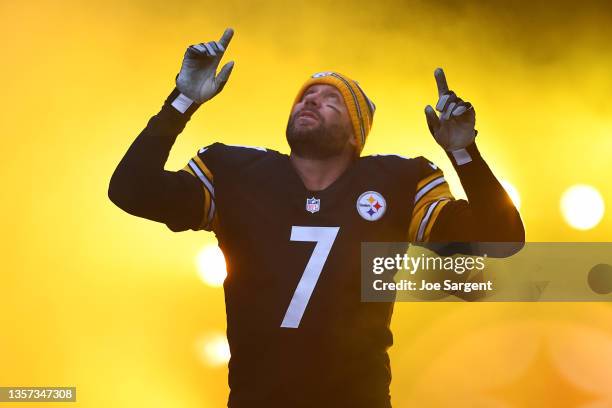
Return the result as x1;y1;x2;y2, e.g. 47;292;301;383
1;0;611;406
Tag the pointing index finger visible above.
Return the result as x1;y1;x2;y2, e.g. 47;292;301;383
434;67;449;96
219;27;234;49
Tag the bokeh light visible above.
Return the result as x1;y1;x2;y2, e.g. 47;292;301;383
195;332;231;367
560;184;605;230
196;244;227;287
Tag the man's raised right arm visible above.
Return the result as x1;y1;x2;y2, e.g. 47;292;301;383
108;88;206;231
108;28;235;232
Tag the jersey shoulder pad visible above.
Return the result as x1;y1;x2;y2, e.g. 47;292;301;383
364;153;413;167
195;142;274;174
414;155;442;176
362;152;422;178
369;153;413;160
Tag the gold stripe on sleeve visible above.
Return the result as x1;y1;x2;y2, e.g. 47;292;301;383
193;156;214;184
182;153;216;231
197;187;212;230
421;199;451;242
409;183;454;242
182;164;195;177
416;169;444;191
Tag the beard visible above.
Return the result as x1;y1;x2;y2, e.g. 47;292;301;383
286;109;352;159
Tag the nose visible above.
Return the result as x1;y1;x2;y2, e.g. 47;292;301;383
302;91;321;108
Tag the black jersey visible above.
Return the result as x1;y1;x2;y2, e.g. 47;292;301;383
182;143;453;407
109;92;524;408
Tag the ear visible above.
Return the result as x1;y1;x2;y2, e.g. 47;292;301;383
347;134;360;158
348;134;357;147
342;118;360;155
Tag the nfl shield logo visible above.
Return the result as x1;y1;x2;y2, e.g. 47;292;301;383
305;197;320;214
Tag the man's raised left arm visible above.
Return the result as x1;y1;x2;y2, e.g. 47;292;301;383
411;68;525;255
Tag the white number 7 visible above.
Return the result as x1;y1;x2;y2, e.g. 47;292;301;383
281;226;340;328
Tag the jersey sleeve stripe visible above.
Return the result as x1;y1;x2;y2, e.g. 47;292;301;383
206;196;216;228
193;155;214;181
196;183;212;230
188;159;215;198
414;176;446;205
182;165;195;177
421;199;450;241
413;182;452;216
409;183;453;239
417;198;450;241
410;179;454;242
182;149;218;232
416;169;444;191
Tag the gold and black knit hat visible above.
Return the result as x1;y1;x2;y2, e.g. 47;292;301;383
292;71;376;155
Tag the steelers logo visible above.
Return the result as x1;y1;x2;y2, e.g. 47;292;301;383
356;191;386;221
312;71;334;78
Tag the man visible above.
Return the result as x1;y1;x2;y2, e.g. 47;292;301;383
109;28;524;407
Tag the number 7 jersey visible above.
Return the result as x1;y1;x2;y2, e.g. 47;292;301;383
181;142;455;407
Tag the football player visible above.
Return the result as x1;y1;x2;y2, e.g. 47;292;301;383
109;28;524;407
